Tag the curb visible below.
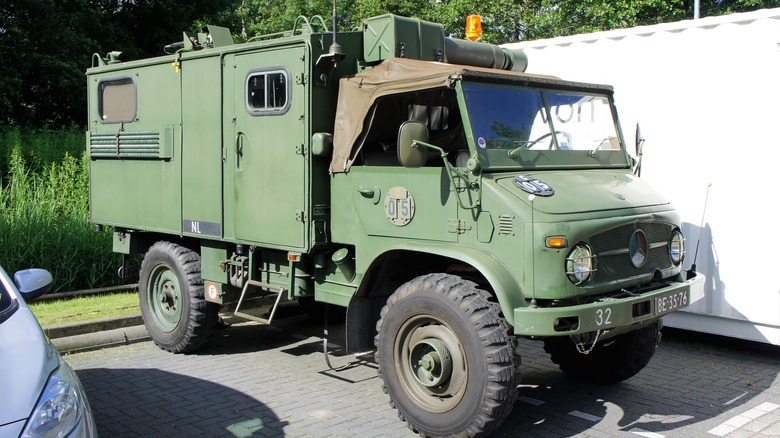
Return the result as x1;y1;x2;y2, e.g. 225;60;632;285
53;324;150;354
45;314;150;354
45;314;145;339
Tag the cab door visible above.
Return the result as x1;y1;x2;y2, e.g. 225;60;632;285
346;166;459;243
223;45;309;249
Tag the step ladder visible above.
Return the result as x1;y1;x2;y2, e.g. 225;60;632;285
232;279;286;325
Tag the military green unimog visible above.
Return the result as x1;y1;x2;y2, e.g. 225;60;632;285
86;13;704;437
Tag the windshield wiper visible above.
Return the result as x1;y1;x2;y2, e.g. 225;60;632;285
508;131;571;158
588;137;617;157
506;140;532;158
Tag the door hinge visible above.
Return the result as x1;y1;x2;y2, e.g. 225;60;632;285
296;73;307;85
448;219;471;234
295;144;306;155
295;210;307;222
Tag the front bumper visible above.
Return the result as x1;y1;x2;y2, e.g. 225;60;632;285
513;271;705;336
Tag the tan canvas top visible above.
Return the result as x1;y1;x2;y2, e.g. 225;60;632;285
329;57;607;173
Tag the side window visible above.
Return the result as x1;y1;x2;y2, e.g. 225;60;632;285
98;77;136;123
246;69;290;115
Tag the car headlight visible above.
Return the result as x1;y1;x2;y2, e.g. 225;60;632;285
21;360;86;438
669;229;685;265
566;244;594;285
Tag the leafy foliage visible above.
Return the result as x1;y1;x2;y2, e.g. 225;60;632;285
0;130;125;293
0;126;84;176
0;0;233;128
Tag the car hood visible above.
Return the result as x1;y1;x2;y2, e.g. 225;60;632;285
0;306;58;427
493;169;670;215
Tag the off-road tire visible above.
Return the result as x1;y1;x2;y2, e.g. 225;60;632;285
138;241;219;353
543;319;662;384
375;273;519;437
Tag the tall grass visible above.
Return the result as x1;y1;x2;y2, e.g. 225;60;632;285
0;128;123;293
0;126;84;175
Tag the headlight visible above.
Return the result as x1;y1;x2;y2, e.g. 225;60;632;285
566;244;594;285
21;360;85;438
669;229;685;265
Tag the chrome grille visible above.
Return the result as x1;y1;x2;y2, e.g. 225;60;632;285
589;222;674;284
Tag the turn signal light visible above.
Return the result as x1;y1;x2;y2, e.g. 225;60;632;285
546;236;568;248
465;15;482;41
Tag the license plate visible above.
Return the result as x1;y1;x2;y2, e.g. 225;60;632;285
655;287;690;315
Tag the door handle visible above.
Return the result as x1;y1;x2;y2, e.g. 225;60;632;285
358;187;375;197
235;132;248;170
358;186;381;204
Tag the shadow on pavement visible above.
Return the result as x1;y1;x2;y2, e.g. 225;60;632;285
86;299;780;437
494;328;780;436
76;367;287;437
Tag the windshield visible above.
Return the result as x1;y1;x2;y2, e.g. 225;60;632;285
462;82;630;170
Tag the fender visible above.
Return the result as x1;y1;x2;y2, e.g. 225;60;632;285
355;240;527;328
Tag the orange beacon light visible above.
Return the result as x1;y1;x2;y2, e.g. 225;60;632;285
465;15;482;41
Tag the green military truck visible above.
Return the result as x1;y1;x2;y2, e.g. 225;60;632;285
86;13;704;437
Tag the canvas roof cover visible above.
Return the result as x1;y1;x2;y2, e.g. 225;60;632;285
329;57;610;173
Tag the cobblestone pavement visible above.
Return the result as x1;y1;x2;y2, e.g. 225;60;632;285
64;307;780;437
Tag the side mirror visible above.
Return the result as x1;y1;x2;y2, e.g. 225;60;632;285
14;269;53;301
635;122;644;157
634;123;645;177
397;121;428;167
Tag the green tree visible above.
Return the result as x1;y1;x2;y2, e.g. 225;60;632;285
212;0;354;42
0;0;234;128
520;0;780;40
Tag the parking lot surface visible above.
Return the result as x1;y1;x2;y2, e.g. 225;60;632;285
64;307;780;437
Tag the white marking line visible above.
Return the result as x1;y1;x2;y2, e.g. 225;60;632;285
708;402;780;436
724;391;749;406
629;428;665;438
517;396;545;406
569;410;601;422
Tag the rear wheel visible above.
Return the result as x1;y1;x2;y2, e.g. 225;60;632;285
375;274;519;437
543;320;662;384
138;241;219;353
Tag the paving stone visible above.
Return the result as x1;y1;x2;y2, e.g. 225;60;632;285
64;317;780;437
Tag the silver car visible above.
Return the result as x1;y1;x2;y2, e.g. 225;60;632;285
0;265;97;438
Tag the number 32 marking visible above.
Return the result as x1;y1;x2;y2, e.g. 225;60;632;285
595;308;612;326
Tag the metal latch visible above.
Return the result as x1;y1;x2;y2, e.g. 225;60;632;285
448;219;471;234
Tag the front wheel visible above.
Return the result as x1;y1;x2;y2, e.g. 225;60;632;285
138;241;219;353
543;319;662;384
375;274;519;437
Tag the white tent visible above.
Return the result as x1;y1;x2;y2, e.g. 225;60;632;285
506;9;780;344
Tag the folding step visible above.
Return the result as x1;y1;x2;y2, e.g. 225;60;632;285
232;279;286;325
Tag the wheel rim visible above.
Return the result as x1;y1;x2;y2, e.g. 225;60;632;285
146;263;182;333
394;315;468;413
